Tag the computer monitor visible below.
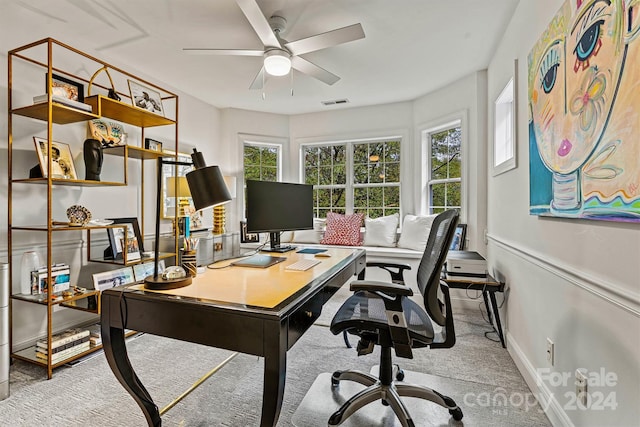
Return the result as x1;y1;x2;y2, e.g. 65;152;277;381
246;180;313;252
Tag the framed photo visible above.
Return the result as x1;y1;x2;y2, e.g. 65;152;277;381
240;221;260;243
128;79;164;116
450;224;467;251
144;138;163;152
133;260;165;282
92;267;135;291
105;218;143;261
47;73;84;102
33;136;78;179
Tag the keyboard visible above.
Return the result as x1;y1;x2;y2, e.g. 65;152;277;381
285;259;321;271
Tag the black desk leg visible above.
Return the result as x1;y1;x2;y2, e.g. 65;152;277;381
487;291;506;348
482;291;493;325
101;298;161;426
261;322;287;427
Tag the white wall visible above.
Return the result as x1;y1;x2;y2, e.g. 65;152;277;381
487;1;640;425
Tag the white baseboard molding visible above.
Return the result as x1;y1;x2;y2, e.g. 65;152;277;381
508;332;574;427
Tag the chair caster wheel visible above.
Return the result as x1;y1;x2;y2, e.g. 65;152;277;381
382;399;389;406
328;411;343;425
396;369;405;381
331;372;340;388
449;407;463;421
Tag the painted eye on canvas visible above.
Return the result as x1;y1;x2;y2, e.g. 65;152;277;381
539;47;560;94
574;19;604;61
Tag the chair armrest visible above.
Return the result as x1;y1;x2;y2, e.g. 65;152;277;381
361;262;412;284
350;280;414;297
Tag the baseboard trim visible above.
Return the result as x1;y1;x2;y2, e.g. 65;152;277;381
507;332;574;427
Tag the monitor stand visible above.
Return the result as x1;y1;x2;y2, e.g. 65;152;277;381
261;232;296;253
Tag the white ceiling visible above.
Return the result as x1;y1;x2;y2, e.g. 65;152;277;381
1;0;520;115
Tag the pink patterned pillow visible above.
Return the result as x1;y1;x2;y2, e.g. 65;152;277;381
321;212;364;246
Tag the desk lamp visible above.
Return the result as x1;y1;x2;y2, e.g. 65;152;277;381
144;149;231;290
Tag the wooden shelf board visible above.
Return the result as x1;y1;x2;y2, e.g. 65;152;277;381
11;289;100;306
12;102;98;124
85;95;175;127
12;223;131;232
103;145;164;159
12;177;125;186
88;251;175;266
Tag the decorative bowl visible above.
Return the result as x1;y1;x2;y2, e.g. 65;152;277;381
66;205;92;226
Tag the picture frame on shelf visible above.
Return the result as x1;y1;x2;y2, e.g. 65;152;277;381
144;138;163;152
92;266;135;291
133;260;165;283
47;73;84;102
128;79;164;116
240;221;260;243
105;217;143;261
33;136;78;180
450;224;467;251
88;119;126;147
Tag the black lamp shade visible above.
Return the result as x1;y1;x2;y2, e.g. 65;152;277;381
186;165;232;211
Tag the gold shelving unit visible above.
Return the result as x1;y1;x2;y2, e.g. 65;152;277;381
7;38;180;378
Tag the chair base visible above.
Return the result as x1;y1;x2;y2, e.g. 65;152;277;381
329;368;463;427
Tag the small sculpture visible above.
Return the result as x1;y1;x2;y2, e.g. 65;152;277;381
83;138;103;181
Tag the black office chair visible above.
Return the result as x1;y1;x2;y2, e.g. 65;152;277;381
329;209;463;426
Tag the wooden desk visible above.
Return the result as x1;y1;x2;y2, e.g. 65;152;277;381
101;248;366;426
443;274;506;348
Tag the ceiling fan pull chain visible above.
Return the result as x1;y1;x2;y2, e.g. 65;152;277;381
290;70;294;96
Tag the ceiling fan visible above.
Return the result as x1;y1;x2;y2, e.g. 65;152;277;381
183;0;365;90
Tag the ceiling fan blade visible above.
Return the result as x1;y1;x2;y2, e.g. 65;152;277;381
249;67;265;90
291;56;340;85
235;0;281;48
182;48;264;56
285;23;365;56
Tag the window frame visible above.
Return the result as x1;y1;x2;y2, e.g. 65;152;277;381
492;60;518;176
300;136;402;219
420;111;467;220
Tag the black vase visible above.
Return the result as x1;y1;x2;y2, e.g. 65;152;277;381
83;138;103;181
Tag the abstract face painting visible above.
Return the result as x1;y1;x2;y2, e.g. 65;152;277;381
528;0;640;221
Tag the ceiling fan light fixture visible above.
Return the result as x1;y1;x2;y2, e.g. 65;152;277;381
264;49;291;76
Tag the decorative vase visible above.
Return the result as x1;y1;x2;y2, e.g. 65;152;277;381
20;251;41;295
83;138;103;181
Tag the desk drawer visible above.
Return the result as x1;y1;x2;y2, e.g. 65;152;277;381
288;294;323;348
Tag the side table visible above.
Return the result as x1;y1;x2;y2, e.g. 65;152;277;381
443;274;506;348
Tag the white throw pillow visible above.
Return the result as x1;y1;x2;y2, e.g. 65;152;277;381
292;218;325;244
396;214;438;252
363;213;399;247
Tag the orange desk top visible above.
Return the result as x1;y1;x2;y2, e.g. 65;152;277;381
133;248;360;309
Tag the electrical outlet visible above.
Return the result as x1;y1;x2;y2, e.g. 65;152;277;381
576;369;588;406
546;338;554;365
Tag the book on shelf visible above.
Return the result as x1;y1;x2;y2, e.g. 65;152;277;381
36;328;90;350
36;341;90;363
87;324;102;346
31;264;70;295
36;335;89;354
33;94;92;112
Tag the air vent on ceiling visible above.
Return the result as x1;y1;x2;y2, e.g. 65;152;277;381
321;98;350;106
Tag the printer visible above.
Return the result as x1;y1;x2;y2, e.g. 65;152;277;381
445;251;487;280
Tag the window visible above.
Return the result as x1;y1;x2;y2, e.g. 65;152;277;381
243;142;280;183
426;123;461;213
303;139;401;219
493;69;517;175
243;142;281;216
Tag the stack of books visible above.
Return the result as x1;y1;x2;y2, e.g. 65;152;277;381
445;251;488;282
33;94;92;112
87;324;102;347
35;328;90;364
